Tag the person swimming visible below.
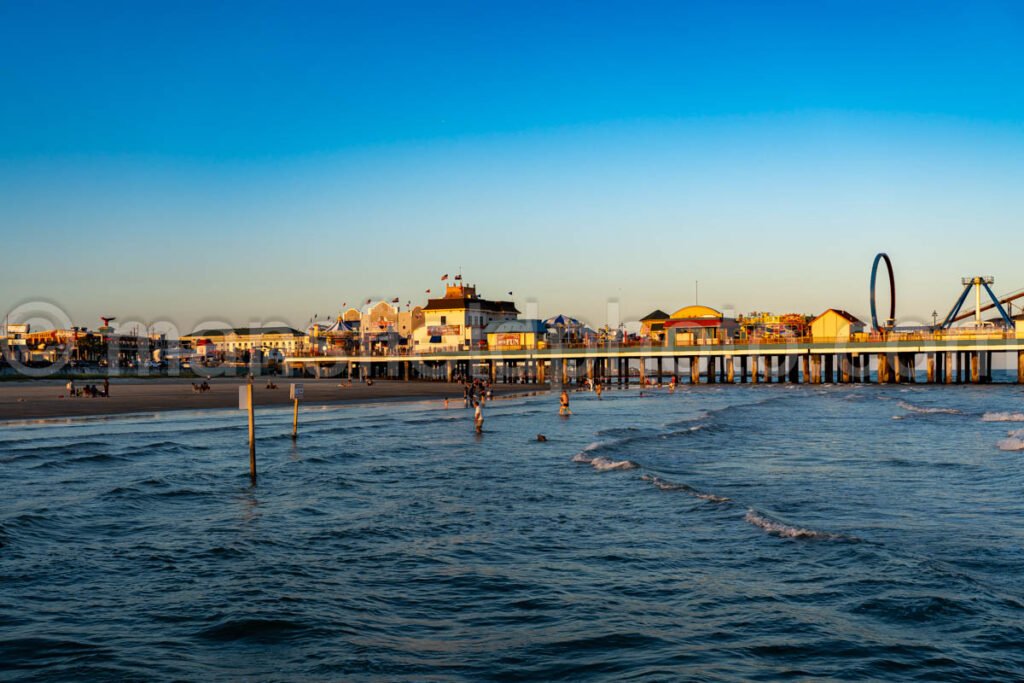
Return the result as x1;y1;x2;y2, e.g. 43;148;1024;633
559;389;571;416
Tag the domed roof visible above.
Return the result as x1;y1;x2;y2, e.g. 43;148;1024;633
669;305;722;319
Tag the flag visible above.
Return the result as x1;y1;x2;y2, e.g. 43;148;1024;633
342;302;346;307
366;298;371;304
454;274;462;281
508;291;513;296
441;274;448;281
391;297;399;303
425;289;431;294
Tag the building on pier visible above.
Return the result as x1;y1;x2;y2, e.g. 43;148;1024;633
664;305;738;344
412;284;518;352
639;310;670;343
484;319;549;351
810;309;865;342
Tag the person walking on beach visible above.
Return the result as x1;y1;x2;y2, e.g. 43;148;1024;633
474;400;484;433
66;379;75;398
103;378;109;397
559;389;571;416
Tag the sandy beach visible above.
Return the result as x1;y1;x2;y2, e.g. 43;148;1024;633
0;378;550;421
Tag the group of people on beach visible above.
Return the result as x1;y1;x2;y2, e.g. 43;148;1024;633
462;378;494;407
191;381;211;393
66;379;109;398
460;379;494;433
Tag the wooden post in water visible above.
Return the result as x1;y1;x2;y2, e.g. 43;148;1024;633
289;383;303;440
740;356;748;383
971;352;980;383
247;381;256;482
726;356;734;383
877;354;887;384
926;354;935;384
751;355;759;384
1018;351;1024;384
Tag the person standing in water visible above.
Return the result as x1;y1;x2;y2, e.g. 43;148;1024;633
474;400;484;433
595;382;603;400
559;389;571;416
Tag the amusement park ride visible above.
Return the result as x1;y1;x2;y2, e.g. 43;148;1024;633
97;316;116;335
870;253;1021;334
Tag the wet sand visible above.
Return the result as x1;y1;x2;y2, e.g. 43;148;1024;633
0;379;549;422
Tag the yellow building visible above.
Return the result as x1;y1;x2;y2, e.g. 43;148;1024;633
484;320;548;351
639;310;669;342
810;309;865;341
664;305;737;344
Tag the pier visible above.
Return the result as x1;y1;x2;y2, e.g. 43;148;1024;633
284;336;1024;385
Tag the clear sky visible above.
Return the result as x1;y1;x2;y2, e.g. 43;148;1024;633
2;0;1023;334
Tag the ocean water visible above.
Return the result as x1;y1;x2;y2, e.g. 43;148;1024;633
2;383;1024;681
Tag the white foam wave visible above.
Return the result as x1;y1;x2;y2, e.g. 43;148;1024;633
897;401;960;415
996;438;1024;452
744;509;852;541
572;452;637;471
640;474;730;503
982;412;1024;423
590;457;638;471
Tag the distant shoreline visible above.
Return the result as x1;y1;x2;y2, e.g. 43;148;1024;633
0;378;550;422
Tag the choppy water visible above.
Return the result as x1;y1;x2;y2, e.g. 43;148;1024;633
2;382;1024;681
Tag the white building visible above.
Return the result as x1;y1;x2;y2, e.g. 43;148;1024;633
412;284;519;351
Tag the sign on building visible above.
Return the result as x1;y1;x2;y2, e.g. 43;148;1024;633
427;325;461;336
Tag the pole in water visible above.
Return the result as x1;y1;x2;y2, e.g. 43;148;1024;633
247;381;256;483
290;383;304;440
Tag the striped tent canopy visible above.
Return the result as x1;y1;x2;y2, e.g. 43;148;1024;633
307;319;358;335
544;314;582;327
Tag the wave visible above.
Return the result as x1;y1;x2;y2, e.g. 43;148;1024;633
982;412;1024;422
744;509;855;541
571;452;637;471
640;474;730;503
897;401;960;415
996;438;1024;452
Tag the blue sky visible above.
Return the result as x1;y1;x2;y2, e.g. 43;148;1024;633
2;1;1023;332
